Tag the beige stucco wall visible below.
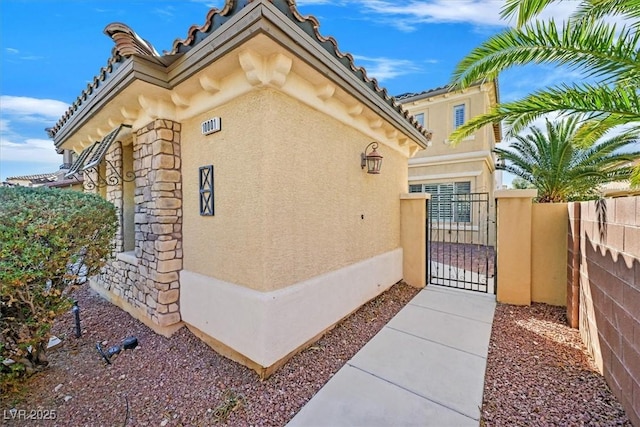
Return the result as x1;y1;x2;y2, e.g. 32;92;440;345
182;88;407;292
531;203;568;306
400;193;429;288
495;190;537;305
409;161;489;191
403;84;499;249
402;85;497;155
409;160;482;177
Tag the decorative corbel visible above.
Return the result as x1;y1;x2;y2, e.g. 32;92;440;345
348;104;363;117
199;75;220;94
316;83;335;101
171;92;190;108
267;53;292;88
369;119;383;130
238;49;265;86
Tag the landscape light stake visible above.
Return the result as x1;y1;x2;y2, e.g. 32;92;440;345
72;300;81;338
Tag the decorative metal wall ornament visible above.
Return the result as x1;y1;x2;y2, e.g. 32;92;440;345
199;165;215;216
65;124;136;190
82;160;136;191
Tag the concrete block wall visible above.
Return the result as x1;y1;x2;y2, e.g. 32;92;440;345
568;197;640;426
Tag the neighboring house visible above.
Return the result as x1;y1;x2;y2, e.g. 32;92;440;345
46;0;431;377
601;182;640;198
396;82;502;245
2;149;83;190
4;172;60;187
600;160;640;198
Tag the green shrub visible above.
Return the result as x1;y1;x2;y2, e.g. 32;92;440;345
0;187;117;391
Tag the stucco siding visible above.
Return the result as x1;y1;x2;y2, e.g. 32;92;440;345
181;90;268;290
182;88;406;291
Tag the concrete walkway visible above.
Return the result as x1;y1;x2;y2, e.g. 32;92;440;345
287;285;496;427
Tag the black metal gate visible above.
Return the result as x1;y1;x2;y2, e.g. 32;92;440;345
426;192;495;293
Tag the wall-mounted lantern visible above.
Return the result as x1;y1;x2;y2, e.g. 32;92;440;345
361;142;383;174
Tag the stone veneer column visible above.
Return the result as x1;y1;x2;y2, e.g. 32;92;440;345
133;119;183;327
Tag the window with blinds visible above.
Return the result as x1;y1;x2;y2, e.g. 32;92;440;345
409;182;471;222
453;104;465;129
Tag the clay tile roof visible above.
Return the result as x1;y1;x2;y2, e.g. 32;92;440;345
168;0;429;139
6;172;58;182
395;85;453;102
46;53;123;139
48;0;430;141
104;23;160;57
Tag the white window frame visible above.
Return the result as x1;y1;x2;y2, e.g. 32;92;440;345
453;104;465;129
410;181;472;222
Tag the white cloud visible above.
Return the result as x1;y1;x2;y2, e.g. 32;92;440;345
353;55;422;81
1;96;69;120
356;0;506;31
0;96;67;168
5;48;19;54
188;0;224;7
351;0;578;31
0;138;61;163
296;0;336;4
153;6;177;19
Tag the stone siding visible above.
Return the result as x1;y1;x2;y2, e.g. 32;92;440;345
94;119;183;328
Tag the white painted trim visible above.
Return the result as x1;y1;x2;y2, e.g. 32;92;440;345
180;248;403;368
400;193;431;200
408;150;493;167
409;171;481;182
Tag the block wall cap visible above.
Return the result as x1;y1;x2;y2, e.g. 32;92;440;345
401;193;431;200
495;189;538;199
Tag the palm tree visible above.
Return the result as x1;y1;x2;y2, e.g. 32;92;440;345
496;116;639;202
449;0;640;163
511;177;536;189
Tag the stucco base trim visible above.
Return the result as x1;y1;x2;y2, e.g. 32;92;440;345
180;248;403;374
89;278;185;338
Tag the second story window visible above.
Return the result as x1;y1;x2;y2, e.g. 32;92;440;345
453;104;465;129
415;113;425;127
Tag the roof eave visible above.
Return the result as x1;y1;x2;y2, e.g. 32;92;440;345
165;0;429;148
53;55;171;149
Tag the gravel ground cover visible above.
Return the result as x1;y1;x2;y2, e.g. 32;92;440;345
481;303;631;426
1;282;419;426
1;284;631;426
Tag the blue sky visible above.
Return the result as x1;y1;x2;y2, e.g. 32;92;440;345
0;0;577;182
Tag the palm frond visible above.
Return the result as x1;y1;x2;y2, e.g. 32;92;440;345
572;117;624;146
631;165;640;187
502;0;640;27
449;83;640;143
576;0;640;27
451;19;640;89
494;114;639;201
501;0;560;26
